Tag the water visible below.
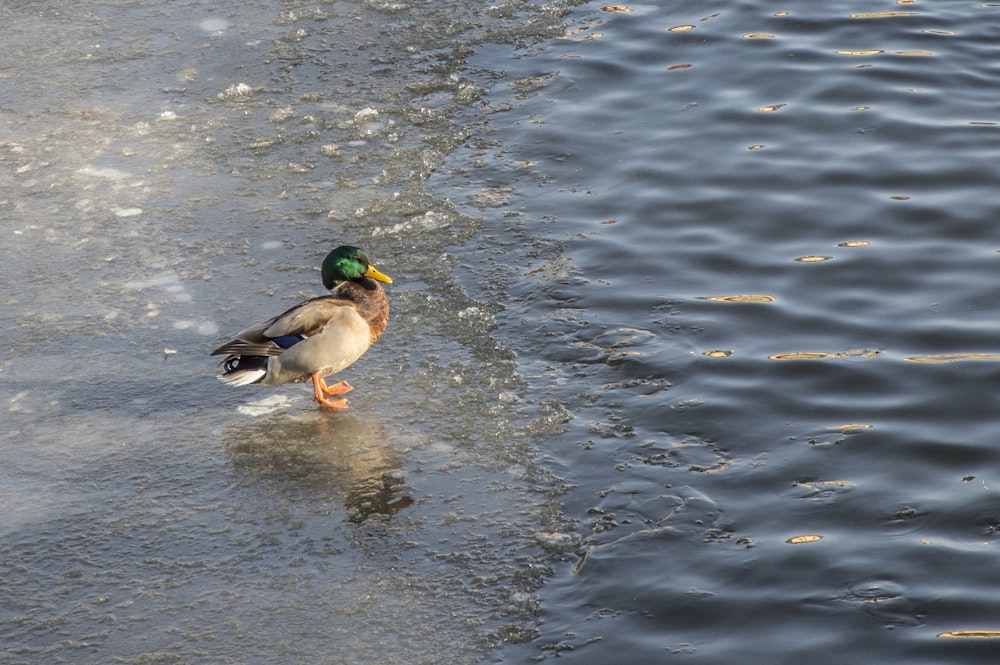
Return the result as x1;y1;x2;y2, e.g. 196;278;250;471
4;0;1000;663
449;1;1000;662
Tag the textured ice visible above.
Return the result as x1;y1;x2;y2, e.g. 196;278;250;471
78;165;132;180
112;207;143;217
236;394;291;416
198;18;228;34
372;211;452;237
0;2;565;663
172;320;219;335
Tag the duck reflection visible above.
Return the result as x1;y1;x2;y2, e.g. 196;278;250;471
224;411;413;522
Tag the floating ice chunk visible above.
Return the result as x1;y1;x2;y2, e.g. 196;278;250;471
269;106;295;123
371;222;407;237
218;83;254;100
238;394;291;417
416;210;450;230
534;531;581;552
318;143;342;157
352;107;382;136
354;107;379;122
372;211;451;237
458;306;485;320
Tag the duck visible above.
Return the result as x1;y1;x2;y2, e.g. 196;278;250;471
212;245;392;409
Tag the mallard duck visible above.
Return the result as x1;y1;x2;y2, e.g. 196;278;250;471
212;245;392;409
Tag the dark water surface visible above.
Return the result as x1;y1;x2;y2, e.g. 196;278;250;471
4;0;1000;663
444;1;1000;662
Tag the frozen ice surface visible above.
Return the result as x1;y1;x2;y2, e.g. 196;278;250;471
198;17;228;34
237;394;292;416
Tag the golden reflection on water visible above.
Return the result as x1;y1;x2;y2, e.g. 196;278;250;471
897;50;933;56
823;423;873;432
769;349;879;360
794;255;833;262
758;103;786;112
786;534;823;544
905;353;1000;363
560;25;594;39
698;294;776;303
743;33;775;39
835;50;885;56
797;479;854;492
770;351;836;360
703;349;733;358
938;630;1000;639
850;11;919;18
667;24;696;32
838;240;870;247
795;480;855;502
601;4;631;11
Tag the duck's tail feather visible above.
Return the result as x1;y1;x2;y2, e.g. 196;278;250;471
217;355;269;386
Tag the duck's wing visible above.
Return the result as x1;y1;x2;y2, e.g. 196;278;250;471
210;319;287;358
212;296;357;357
262;296;357;338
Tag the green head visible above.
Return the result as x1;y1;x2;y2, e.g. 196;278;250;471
321;245;392;289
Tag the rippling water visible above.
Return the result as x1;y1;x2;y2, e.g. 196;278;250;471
4;0;1000;663
443;1;1000;662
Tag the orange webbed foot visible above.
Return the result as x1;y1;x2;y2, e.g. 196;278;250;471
312;374;351;409
317;396;349;409
320;379;354;397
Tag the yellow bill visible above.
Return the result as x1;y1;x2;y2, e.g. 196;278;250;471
365;264;393;283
